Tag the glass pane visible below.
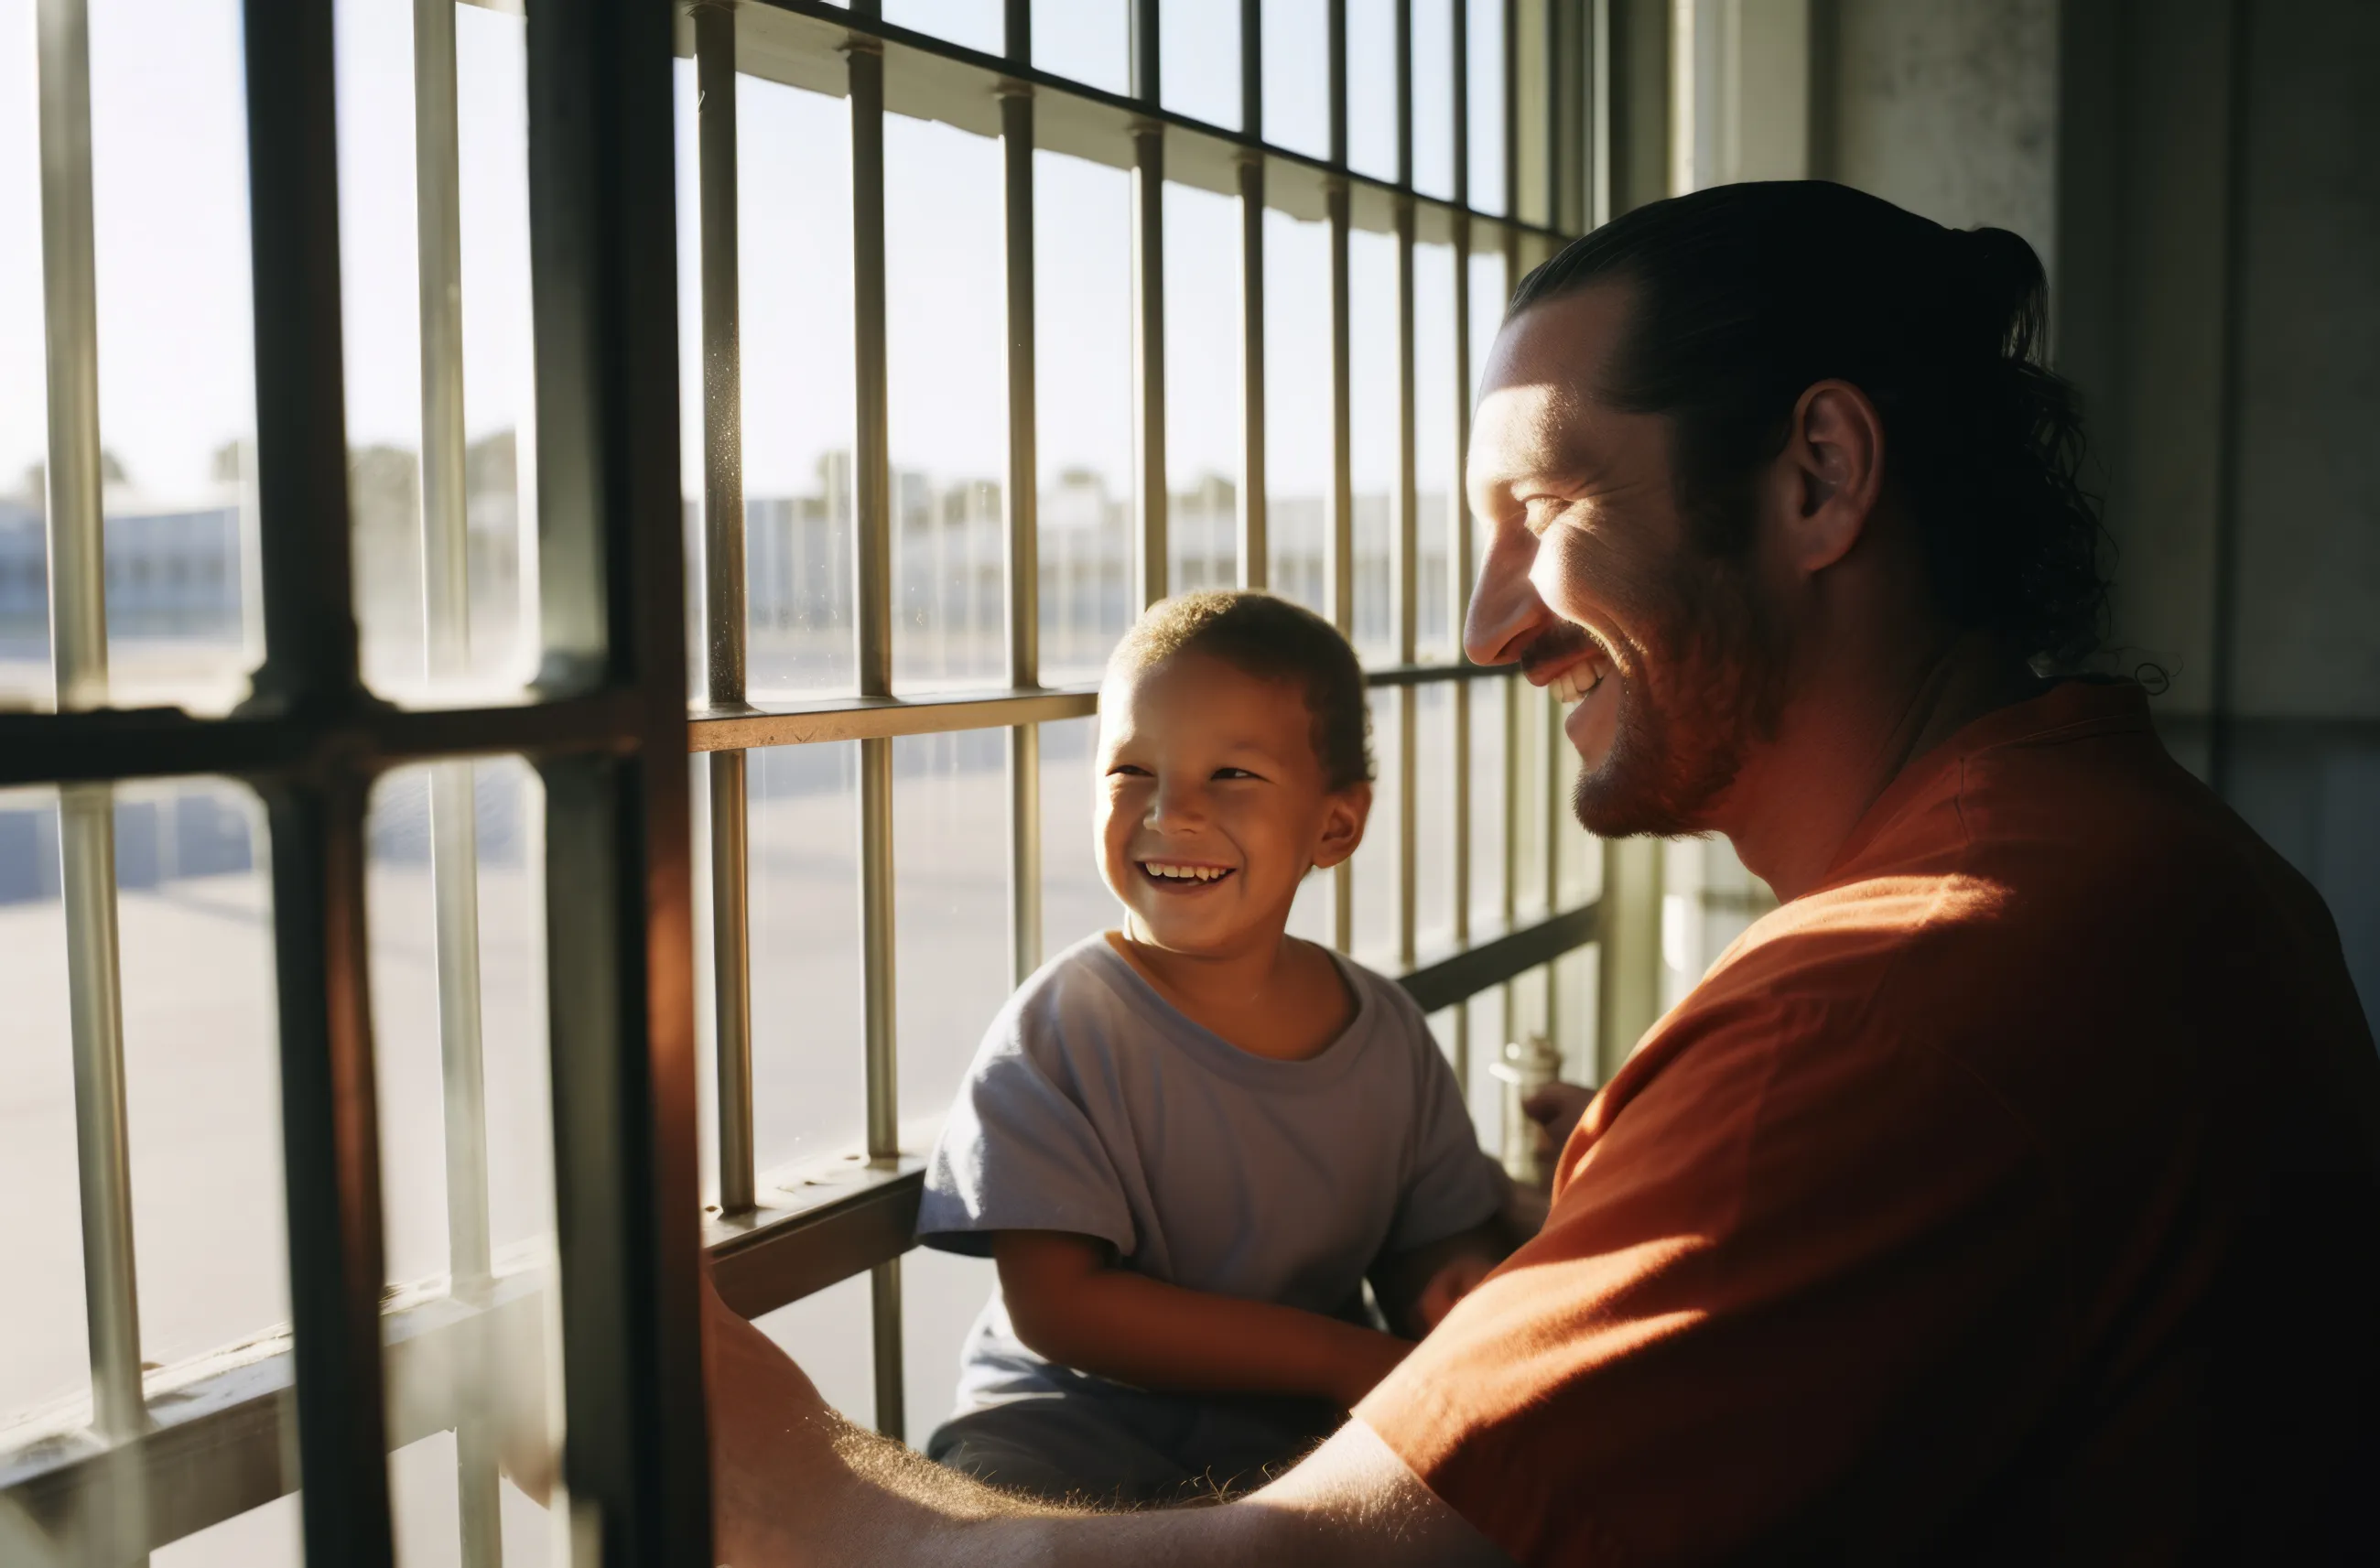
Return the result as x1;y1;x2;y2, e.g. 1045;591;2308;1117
0;787;86;1432
89;0;258;713
366;757;562;1568
1036;153;1134;685
1261;0;1328;159
1415;242;1460;656
1164;181;1241;595
1464;984;1509;1155
1467;0;1507;215
1412;0;1456;200
889;115;1006;697
752;1271;874;1427
739;77;858;701
1161;0;1240;128
1038;715;1113;960
1468;244;1509;401
1350;684;1401;967
1511;676;1548;918
885;0;1002;54
365;759;555;1288
1346;0;1397;182
1262;210;1329;615
1554;945;1596;1078
0;0;46;714
904;1242;998;1445
152;1493;301;1567
339;0;540;706
1347;228;1396;663
1414;682;1455;958
1033;0;1128;94
388;1427;562;1567
1469;671;1509;935
0;780;284;1443
748;741;865;1174
894;730;1012;1146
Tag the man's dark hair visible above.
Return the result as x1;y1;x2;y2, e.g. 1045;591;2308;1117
1109;590;1375;790
1510;180;2109;670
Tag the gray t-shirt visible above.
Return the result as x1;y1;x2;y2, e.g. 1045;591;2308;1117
917;933;1509;1417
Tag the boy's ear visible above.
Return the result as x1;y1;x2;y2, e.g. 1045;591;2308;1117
1311;782;1372;871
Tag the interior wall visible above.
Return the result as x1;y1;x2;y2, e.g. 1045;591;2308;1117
2058;0;2380;1029
1807;0;2376;1030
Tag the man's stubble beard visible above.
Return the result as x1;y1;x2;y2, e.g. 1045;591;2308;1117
1569;541;1785;839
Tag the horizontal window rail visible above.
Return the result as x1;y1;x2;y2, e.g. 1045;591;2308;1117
686;663;1509;752
0;690;643;790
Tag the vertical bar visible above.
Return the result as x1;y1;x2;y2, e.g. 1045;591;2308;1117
36;0;106;717
696;2;759;1220
849;14;906;1439
1236;0;1267;591
1590;0;1613;229
1326;0;1354;953
1130;0;1166;609
1544;684;1564;1044
239;3;398;1563
36;2;149;1503
1002;5;1043;986
415;45;502;1567
1394;0;1419;974
1449;0;1475;1082
525;0;713;1559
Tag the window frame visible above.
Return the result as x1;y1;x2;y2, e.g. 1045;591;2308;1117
0;0;1615;1559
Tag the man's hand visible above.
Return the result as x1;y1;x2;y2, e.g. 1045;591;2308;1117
1521;1079;1596;1179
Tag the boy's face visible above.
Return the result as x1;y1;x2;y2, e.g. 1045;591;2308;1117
1095;652;1370;957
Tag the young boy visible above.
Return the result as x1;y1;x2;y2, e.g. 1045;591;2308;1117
914;590;1511;1505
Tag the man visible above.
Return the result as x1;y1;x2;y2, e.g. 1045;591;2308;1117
703;182;2380;1565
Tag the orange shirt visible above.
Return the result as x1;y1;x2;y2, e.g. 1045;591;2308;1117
1359;681;2380;1564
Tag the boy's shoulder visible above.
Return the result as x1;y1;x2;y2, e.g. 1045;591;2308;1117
1324;947;1436;1047
986;933;1146;1051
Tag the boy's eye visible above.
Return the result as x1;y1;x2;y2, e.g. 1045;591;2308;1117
1107;763;1152;778
1212;767;1260;781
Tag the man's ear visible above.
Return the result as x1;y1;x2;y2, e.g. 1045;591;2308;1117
1312;782;1373;871
1771;379;1885;577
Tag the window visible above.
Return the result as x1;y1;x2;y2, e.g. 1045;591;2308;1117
2;2;1611;1560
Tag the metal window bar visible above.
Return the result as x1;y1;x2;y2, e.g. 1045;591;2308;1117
1003;0;1042;990
1130;0;1166;611
846;1;907;1444
1327;0;1355;953
414;2;503;1563
1236;0;1267;590
2;4;1618;1556
1450;0;1476;1084
1394;0;1420;976
697;1;763;1237
35;23;151;1565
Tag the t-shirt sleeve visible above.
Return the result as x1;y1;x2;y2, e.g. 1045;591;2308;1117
1355;996;2061;1567
1382;997;1511;1256
914;1002;1137;1260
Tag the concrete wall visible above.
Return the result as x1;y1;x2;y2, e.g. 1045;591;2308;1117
1815;0;2061;253
2057;0;2380;1026
1800;0;2378;1029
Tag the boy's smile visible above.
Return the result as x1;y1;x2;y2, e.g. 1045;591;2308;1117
1096;651;1368;957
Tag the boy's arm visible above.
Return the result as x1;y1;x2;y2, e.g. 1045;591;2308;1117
1369;1185;1548;1337
994;1230;1411;1410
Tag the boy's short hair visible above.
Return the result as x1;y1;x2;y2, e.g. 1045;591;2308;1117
1108;590;1375;791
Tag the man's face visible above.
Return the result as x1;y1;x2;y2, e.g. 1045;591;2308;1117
1463;282;1780;838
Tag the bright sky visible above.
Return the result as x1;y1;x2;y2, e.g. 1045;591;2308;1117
0;0;1505;511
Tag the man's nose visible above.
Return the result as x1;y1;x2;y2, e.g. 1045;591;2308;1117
1465;520;1555;666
